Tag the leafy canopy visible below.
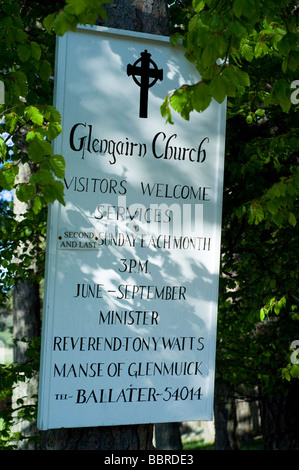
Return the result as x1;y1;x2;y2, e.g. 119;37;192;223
165;0;299;390
0;0;111;215
163;0;299;121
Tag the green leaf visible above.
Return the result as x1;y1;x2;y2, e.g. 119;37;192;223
31;42;41;61
160;96;174;125
193;0;205;13
222;66;250;87
241;44;254;62
269;279;276;289
14;29;28;43
254;41;269;59
13;71;28;97
49;154;65;179
288;212;296;227
26;129;46;143
266;79;291;112
29;140;53;163
233;0;244;18
32;195;42;214
266;200;278;215
4;113;19;133
282;368;291;381
170;88;193;120
43;105;61;123
202;43;217;68
66;0;88;16
209;76;227;104
277;33;298;56
25;106;44;126
283;51;299;73
260;308;265;321
0;136;7;158
191;82;211;112
228;21;247;38
234;68;250;87
39;61;52;81
43;13;56;34
249;202;264;224
16;183;36;202
0;164;19;190
53;11;77;36
42;180;65;205
30;169;54;186
291;365;299;378
17;44;31;62
47;122;62;141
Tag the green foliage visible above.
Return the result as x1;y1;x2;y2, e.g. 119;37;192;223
0;338;40;449
217;102;299;395
260;296;287;322
0;199;48;308
43;0;111;36
168;3;299;439
0;0;109;298
165;0;299;122
0;0;109;448
0;0;110;213
0;1;65;213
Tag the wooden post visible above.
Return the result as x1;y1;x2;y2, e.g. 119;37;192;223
12;164;41;449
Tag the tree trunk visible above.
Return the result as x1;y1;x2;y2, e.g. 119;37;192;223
101;0;170;35
40;0;169;450
12;163;41;449
40;424;154;450
154;423;182;450
12;280;40;449
214;380;233;450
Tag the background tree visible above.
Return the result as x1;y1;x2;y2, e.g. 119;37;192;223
166;0;299;449
0;0;67;448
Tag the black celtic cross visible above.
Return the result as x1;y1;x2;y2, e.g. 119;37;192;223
127;50;163;118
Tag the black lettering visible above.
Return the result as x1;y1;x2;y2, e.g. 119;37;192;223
69;122;88;158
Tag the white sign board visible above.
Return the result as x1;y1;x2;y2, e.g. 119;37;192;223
37;26;226;430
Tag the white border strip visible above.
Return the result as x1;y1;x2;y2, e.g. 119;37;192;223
77;24;171;43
